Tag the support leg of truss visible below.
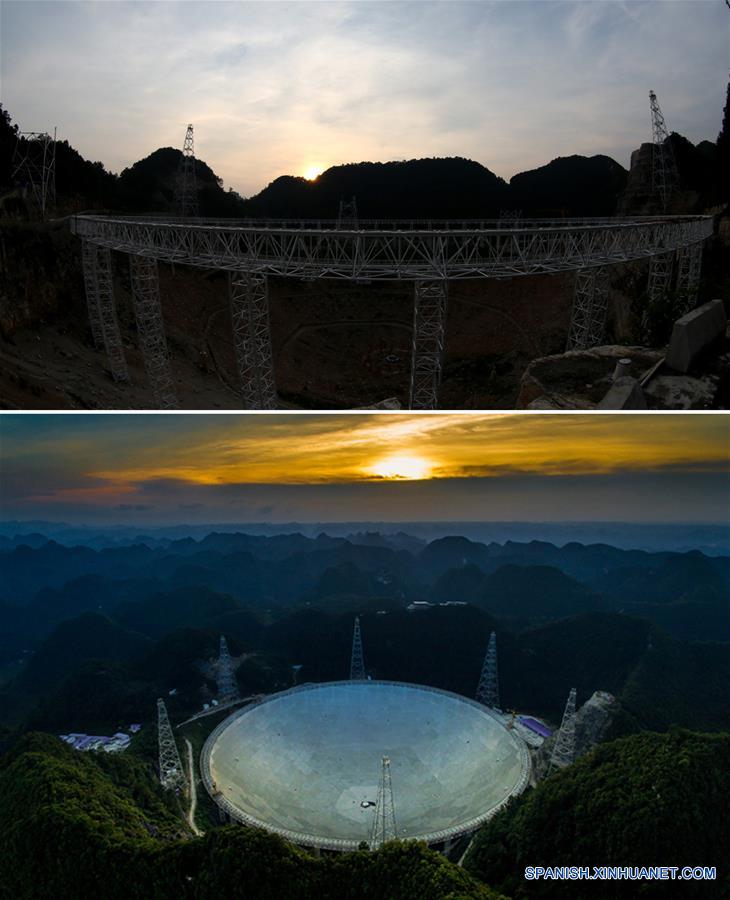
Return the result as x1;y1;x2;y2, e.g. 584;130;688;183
229;272;278;410
642;251;674;340
675;242;702;316
409;280;448;409
86;244;128;382
81;239;105;349
566;266;610;351
129;254;178;409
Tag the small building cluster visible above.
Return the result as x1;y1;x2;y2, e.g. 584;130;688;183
60;725;140;753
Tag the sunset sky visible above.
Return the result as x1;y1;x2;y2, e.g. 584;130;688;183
1;1;726;196
2;413;728;524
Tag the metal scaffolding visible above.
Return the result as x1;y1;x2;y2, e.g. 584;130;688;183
475;630;499;709
81;242;129;382
71;215;712;282
157;698;186;791
217;635;240;702
566;266;610;350
81;239;105;349
643;250;674;339
410;280;448;409
350;616;366;680
175;124;198;218
549;687;577;772
129;254;179;408
338;196;358;228
649;91;679;213
12;130;56;218
229;272;278;409
370;756;397;849
675;242;702;315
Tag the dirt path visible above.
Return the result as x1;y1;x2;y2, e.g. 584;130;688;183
185;737;203;837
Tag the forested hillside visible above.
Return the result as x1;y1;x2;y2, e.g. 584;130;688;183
465;729;730;898
0;733;498;900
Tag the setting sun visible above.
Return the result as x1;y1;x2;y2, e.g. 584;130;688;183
369;454;433;480
303;164;324;181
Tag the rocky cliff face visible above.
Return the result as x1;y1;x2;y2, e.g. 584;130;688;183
535;690;619;778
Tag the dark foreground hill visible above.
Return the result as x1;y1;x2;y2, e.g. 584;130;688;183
465;729;730;898
0;733;498;900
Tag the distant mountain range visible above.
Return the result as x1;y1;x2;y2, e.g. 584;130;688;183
2;103;725;219
0;528;727;741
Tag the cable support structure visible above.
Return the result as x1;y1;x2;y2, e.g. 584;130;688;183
71;215;711;281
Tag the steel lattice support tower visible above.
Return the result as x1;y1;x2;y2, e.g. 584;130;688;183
157;698;186;791
217;635;240;701
229;272;278;409
129;254;179;408
476;630;499;709
370;756;397;849
350;616;366;680
338;196;358;228
549;687;577;772
81;241;129;382
566;266;610;350
175;124;199;218
81;239;106;349
649;91;679;213
675;242;702;315
12;130;56;218
409;280;448;409
643;250;674;340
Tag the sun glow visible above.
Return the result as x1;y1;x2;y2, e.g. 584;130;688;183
369;454;433;481
303;164;324;181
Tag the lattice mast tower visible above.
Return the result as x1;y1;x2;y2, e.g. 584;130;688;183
649;91;679;213
476;630;499;709
350;616;366;680
549;687;577;772
157;698;186;791
12;129;56;219
370;755;397;849
175;124;199;217
217;635;240;701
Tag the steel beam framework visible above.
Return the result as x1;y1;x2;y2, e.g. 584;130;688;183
549;687;577;773
81;242;129;382
217;636;240;702
566;266;610;350
649;91;679;213
12;131;56;218
229;272;278;409
350;616;366;680
370;755;397;849
71;216;712;282
410;280;447;409
157;698;186;791
643;250;674;339
475;630;499;709
129;254;179;408
81;239;105;349
675;241;702;315
175;124;198;218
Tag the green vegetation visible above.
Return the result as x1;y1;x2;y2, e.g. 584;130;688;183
0;733;500;900
464;729;730;898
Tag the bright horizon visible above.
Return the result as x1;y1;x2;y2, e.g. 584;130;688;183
2;413;728;526
1;1;727;197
